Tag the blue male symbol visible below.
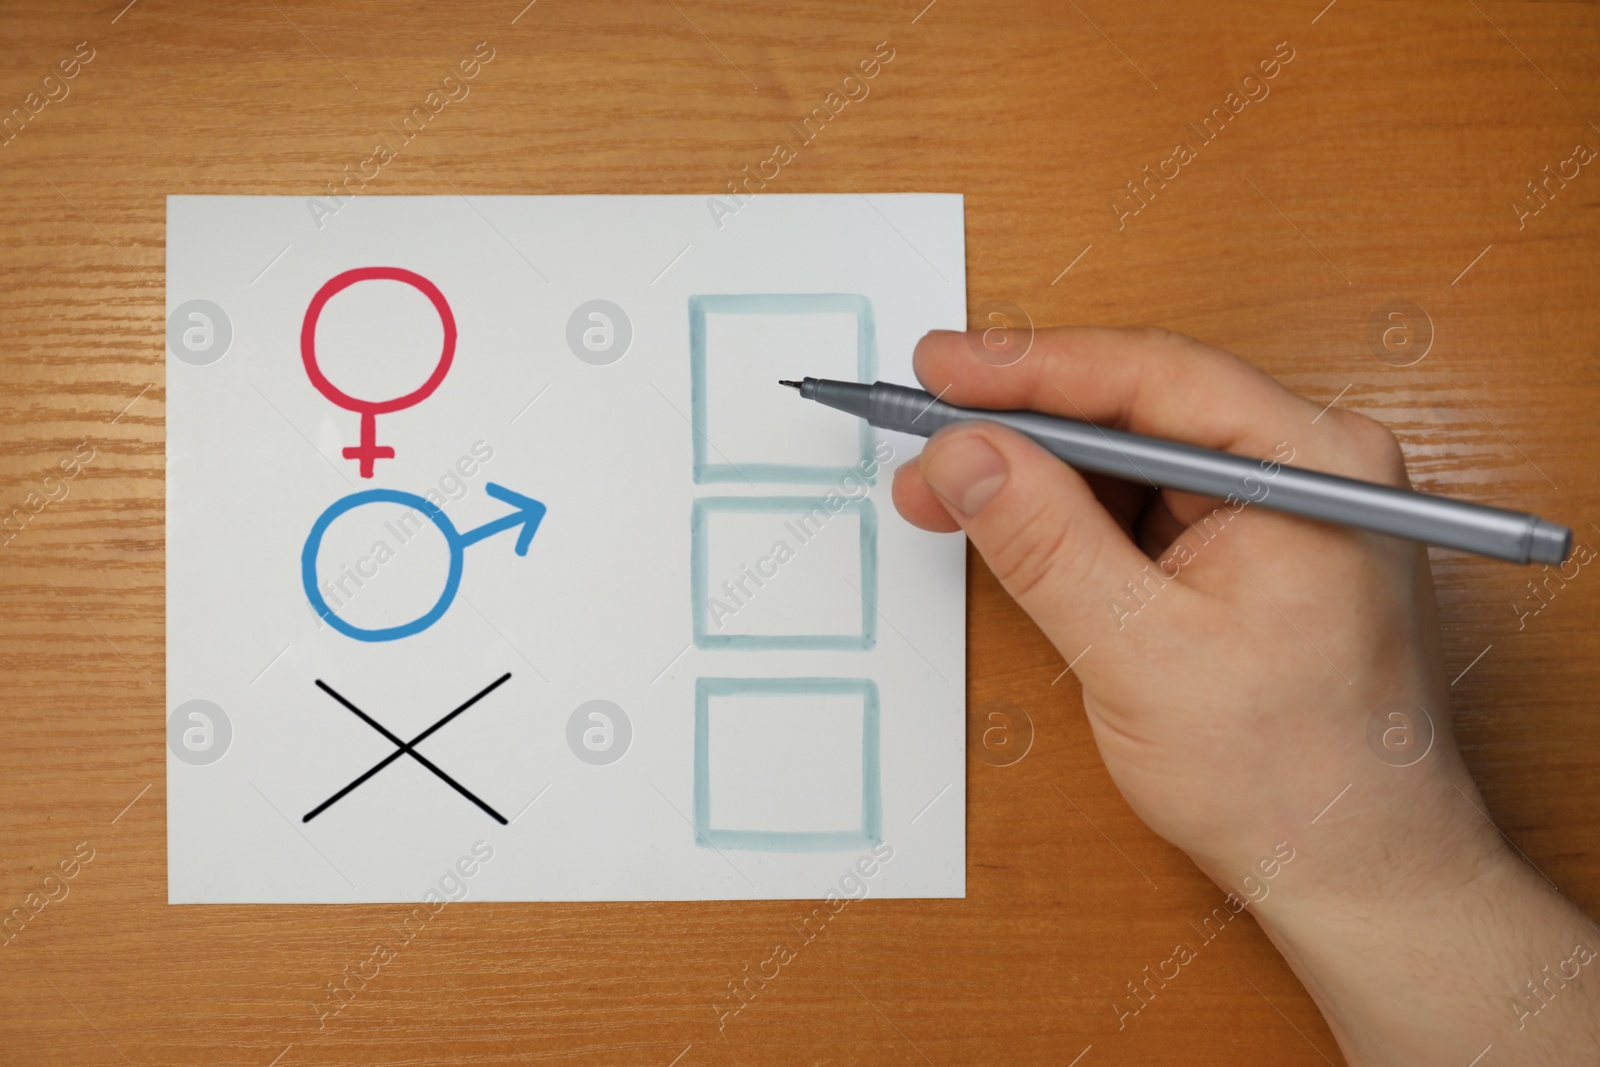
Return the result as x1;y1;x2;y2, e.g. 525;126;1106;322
301;482;547;642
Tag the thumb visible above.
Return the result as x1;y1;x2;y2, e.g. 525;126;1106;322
917;422;1149;654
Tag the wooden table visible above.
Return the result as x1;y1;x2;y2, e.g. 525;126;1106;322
3;1;1596;1063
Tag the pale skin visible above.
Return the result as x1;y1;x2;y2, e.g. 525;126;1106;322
893;327;1600;1066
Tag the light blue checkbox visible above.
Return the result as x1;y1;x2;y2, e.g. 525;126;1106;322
690;496;877;650
689;293;877;484
694;677;882;853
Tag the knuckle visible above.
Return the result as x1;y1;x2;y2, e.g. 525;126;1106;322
1336;411;1407;481
1130;325;1195;351
983;501;1087;602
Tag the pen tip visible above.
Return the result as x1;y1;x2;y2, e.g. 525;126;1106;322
778;379;802;390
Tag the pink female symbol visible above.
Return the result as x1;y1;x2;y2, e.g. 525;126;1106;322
301;267;457;478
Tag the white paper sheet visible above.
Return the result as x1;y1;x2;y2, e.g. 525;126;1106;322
166;193;966;902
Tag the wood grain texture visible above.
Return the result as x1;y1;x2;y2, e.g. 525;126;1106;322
1;1;1597;1064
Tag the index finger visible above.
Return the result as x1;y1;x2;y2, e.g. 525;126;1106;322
914;326;1320;460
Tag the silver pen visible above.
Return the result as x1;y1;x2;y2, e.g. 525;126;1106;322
779;378;1571;566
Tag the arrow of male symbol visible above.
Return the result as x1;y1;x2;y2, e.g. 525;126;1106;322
459;483;547;555
302;481;549;642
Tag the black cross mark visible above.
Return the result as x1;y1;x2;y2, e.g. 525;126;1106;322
303;673;512;824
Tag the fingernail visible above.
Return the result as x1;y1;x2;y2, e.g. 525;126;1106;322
924;435;1008;516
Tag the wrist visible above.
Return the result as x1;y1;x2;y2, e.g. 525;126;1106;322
1183;747;1505;919
1191;757;1598;1065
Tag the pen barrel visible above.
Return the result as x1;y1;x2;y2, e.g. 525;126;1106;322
866;382;1570;565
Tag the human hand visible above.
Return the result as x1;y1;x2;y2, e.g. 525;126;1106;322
894;326;1482;880
893;327;1600;1064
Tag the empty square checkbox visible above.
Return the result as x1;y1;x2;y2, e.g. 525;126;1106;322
691;496;876;650
694;677;881;852
689;293;877;483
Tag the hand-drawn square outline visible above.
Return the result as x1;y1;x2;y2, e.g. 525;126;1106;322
690;496;877;650
688;293;877;484
694;676;882;852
